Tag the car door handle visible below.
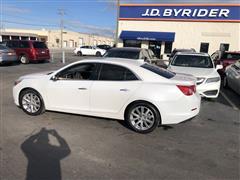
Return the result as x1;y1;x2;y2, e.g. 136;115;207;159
120;88;129;92
78;88;87;90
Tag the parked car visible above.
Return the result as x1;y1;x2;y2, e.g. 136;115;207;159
1;40;50;64
168;52;222;98
0;45;18;65
211;51;240;77
168;48;196;60
74;46;106;56
97;44;111;50
13;59;200;133
223;60;240;95
103;47;166;67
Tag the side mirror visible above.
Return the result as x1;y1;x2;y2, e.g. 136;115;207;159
167;54;170;57
164;60;170;66
216;64;223;70
50;75;59;81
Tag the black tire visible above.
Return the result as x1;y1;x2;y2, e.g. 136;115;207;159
77;51;82;56
223;75;228;88
20;55;29;64
125;102;160;134
96;51;101;57
19;89;45;116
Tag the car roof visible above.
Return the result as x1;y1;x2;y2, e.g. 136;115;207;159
175;52;209;57
109;47;143;52
72;58;144;67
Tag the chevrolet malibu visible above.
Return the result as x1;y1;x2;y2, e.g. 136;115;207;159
168;52;223;98
13;59;201;133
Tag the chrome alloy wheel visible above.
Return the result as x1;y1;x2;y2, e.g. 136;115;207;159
130;106;155;131
22;93;41;113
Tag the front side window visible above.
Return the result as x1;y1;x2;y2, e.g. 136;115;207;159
99;64;138;81
172;55;213;68
141;63;175;79
57;63;97;80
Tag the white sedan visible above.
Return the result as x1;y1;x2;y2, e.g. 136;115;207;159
168;52;223;98
13;59;201;133
74;46;106;56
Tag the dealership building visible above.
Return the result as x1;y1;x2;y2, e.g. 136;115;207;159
117;4;240;59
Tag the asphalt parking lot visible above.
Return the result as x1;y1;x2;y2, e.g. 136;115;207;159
0;50;239;180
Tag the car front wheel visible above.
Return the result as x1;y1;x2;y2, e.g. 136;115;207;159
126;102;160;133
77;51;82;56
20;89;45;116
96;51;101;57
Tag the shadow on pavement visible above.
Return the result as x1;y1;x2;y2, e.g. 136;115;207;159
21;128;71;180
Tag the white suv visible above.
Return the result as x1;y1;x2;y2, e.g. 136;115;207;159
168;52;223;98
74;46;106;56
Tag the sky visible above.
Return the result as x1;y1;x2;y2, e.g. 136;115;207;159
0;0;239;37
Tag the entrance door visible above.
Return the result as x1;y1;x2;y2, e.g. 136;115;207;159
149;41;161;59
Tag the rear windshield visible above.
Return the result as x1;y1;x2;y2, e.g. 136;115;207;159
104;49;140;59
222;53;240;60
33;42;47;49
141;63;175;79
171;55;213;68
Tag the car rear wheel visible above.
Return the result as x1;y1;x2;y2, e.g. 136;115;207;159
126;102;160;133
20;55;29;64
20;89;45;116
77;51;82;56
96;51;101;57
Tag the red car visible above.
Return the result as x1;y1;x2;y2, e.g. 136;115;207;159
211;51;240;76
0;40;50;64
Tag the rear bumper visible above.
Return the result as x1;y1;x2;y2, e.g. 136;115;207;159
159;93;201;125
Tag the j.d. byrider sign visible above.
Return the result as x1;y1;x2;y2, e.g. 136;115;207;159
119;4;240;22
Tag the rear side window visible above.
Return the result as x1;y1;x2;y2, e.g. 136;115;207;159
141;63;175;79
33;42;47;49
99;64;138;81
19;41;30;48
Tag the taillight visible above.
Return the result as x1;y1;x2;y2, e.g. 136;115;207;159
31;48;37;55
177;85;196;96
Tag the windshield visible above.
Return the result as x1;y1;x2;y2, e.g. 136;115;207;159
104;50;140;59
171;55;213;68
33;42;47;49
141;63;175;79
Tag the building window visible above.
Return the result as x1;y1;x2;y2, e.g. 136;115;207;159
164;42;173;54
75;42;77;47
11;36;20;40
79;38;83;46
63;41;67;47
200;43;209;53
220;43;229;51
2;35;10;41
123;40;141;48
93;40;97;46
69;40;74;48
30;37;37;41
